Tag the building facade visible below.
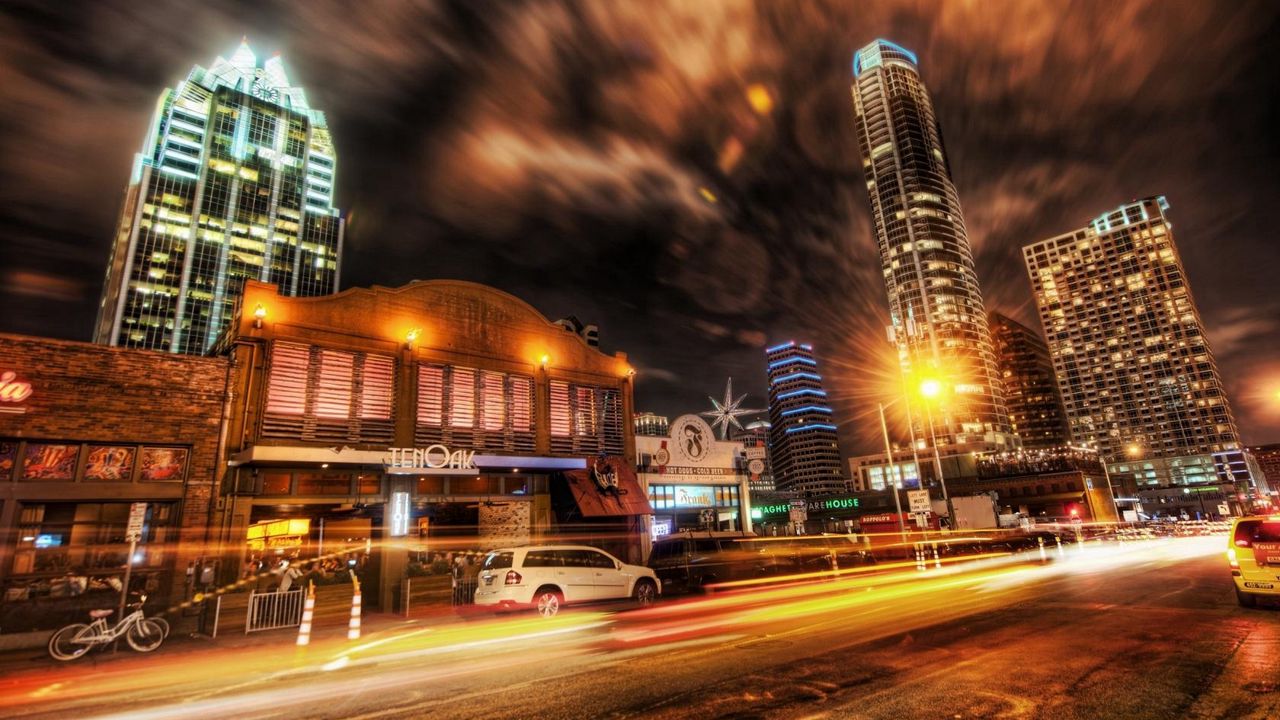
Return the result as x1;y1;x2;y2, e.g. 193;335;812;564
1023;197;1249;491
96;40;344;355
850;39;1012;446
764;342;846;496
636;414;752;544
0;335;227;633
216;279;645;610
989;312;1072;449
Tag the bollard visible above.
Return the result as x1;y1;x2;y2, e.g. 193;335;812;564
297;582;315;647
915;543;926;572
1055;535;1064;557
1037;536;1047;563
932;542;941;569
348;575;362;641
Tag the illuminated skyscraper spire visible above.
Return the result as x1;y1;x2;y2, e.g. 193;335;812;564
95;40;344;354
850;39;1013;446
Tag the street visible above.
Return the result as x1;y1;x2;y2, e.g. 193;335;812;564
1;536;1275;719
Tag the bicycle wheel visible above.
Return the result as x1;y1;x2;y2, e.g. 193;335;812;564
126;618;165;653
49;623;92;661
148;616;170;638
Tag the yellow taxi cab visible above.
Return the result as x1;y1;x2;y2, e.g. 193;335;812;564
1227;515;1280;607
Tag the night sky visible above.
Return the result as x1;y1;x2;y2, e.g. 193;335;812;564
2;0;1279;454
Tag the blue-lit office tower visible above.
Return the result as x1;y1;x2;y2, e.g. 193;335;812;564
95;40;344;354
765;342;847;496
851;40;1013;446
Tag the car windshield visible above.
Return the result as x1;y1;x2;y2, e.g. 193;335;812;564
482;551;513;570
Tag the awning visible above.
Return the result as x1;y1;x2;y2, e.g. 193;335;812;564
563;458;654;517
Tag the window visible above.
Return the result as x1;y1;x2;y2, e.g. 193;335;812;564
262;342;396;443
416;365;534;452
522;550;562;568
295;472;352;495
549;381;624;456
483;551;514;571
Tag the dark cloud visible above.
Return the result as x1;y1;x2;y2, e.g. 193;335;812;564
1;0;1278;453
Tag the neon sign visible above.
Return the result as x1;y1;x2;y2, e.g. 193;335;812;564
0;371;33;414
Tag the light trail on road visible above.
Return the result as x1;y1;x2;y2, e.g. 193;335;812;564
0;537;1227;720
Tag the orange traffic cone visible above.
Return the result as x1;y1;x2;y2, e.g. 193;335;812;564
297;582;315;647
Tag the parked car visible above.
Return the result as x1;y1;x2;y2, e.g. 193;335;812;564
473;545;660;618
647;531;764;593
1227;515;1280;608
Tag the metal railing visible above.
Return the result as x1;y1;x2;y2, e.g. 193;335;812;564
246;588;304;634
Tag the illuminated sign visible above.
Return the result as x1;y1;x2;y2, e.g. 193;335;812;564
34;534;61;549
651;519;671;539
390;491;410;537
674;485;715;507
0;370;33;415
247;518;311;542
806;496;861;512
755;502;793;516
386;445;476;474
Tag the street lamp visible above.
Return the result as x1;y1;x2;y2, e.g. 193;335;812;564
918;378;955;530
877;402;909;542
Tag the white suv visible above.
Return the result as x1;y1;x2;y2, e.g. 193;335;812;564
474;545;660;617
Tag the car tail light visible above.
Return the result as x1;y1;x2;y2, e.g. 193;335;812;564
1235;538;1251;548
1227;548;1239;569
505;570;522;585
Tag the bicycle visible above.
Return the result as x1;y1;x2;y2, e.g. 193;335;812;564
48;593;167;661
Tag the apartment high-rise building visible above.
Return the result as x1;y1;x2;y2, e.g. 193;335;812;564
634;412;670;438
850;39;1012;446
764;341;846;496
96;40;343;354
989;311;1072;449
1023;197;1245;487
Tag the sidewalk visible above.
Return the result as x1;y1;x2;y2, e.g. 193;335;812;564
0;604;482;677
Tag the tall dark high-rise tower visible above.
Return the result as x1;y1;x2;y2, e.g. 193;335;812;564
989;311;1071;449
765;341;846;496
95;40;344;354
850;39;1013;447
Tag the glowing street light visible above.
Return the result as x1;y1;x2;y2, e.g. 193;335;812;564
919;379;942;398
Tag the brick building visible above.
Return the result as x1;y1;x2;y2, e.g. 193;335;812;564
215;279;645;611
0;334;227;633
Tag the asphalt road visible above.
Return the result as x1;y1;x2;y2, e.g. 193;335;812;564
3;536;1276;720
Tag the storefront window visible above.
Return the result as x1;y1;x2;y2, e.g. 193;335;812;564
296;472;352;495
261;472;292;495
9;502;175;586
357;474;381;495
416;476;444;495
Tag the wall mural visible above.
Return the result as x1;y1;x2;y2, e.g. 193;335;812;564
23;444;79;480
84;446;136;481
140;447;188;482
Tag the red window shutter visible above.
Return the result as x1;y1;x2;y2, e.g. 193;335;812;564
265;342;309;415
314;350;354;419
451;367;476;429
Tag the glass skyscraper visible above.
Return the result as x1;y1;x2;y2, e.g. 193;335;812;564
765;341;846;496
95;40;343;354
850;39;1013;446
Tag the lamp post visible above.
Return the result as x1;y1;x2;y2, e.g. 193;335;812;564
877;402;909;542
918;380;955;530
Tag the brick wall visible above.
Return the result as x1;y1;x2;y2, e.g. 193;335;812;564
0;334;229;619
